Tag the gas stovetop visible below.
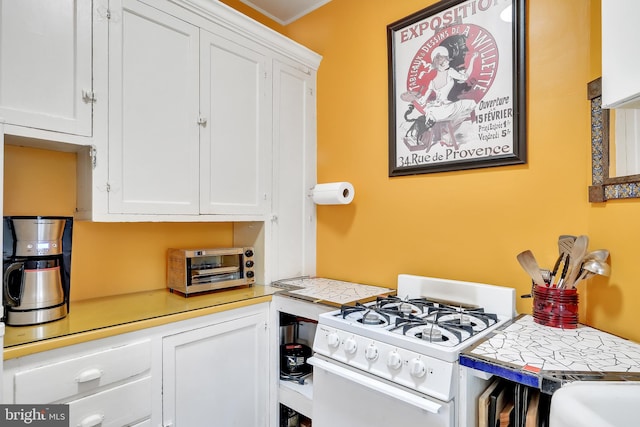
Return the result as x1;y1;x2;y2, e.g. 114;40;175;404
337;295;500;348
311;275;516;401
315;296;509;363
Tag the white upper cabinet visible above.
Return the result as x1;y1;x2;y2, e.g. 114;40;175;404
602;0;640;108
270;59;317;281
3;0;321;223
108;0;201;215
0;0;92;136
199;29;271;215
106;0;271;216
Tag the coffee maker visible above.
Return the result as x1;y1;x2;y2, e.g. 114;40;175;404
3;216;73;326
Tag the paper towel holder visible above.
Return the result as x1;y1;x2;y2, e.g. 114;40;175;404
308;185;352;199
308;182;355;205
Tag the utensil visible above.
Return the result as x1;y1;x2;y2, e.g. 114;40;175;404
586;259;611;276
558;235;576;256
550;235;576;285
571;259;611;287
549;254;564;285
583;249;610;263
556;254;571;288
564;235;589;288
516;250;546;286
540;269;551;285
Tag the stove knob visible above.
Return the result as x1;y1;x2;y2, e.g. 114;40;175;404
344;337;358;354
327;333;340;349
386;351;403;370
364;344;379;361
409;358;426;378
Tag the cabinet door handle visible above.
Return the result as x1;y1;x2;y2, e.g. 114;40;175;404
78;413;104;427
75;368;103;383
197;116;208;126
82;89;96;103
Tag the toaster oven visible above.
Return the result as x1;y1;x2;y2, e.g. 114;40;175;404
167;247;255;296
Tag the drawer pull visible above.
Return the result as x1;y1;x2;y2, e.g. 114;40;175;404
78;413;104;427
75;368;103;383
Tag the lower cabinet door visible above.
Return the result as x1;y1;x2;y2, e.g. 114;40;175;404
67;376;151;427
162;310;268;427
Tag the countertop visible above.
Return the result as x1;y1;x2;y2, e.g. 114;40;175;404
3;285;280;359
271;276;395;306
2;277;395;360
460;314;640;393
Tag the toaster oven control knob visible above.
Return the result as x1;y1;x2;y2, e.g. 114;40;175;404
386;351;403;370
344;337;358;354
245;260;254;267
245;249;254;257
364;344;379;361
409;358;426;378
327;333;341;349
246;271;255;278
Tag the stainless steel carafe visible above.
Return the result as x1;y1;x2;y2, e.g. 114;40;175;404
3;216;71;326
3;258;67;325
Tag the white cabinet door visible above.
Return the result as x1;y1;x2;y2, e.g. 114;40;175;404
271;60;317;281
108;0;200;214
602;0;640;108
162;308;269;427
0;0;92;136
199;29;271;215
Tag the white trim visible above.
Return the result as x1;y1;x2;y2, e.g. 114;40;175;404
166;0;322;69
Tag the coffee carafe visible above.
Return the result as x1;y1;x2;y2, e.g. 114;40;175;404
3;216;73;326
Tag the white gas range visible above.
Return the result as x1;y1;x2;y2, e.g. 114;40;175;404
309;274;516;427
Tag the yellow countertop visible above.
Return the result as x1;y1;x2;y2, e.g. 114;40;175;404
3;285;280;360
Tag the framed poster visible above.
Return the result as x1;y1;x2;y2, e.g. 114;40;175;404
387;0;526;176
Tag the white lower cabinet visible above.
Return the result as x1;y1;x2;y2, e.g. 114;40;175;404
2;302;270;427
162;305;269;427
3;337;152;426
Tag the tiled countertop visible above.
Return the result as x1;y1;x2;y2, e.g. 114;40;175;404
271;276;395;305
3;285;280;359
460;314;640;393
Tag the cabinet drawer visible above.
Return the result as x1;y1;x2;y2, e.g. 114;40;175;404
14;340;151;403
68;376;151;427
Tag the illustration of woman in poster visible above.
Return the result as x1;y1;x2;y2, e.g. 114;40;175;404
418;46;478;126
402;34;481;151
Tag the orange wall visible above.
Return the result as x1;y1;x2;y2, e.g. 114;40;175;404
223;0;640;341
280;0;593;307
5;1;640;342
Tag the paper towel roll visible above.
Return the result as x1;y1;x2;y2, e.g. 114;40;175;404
312;182;355;205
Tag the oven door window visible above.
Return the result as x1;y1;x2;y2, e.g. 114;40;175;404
188;255;241;285
311;356;454;427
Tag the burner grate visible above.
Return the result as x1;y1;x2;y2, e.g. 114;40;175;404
334;295;503;348
339;302;391;326
375;296;435;315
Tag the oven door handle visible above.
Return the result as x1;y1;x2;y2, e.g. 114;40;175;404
308;356;442;414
